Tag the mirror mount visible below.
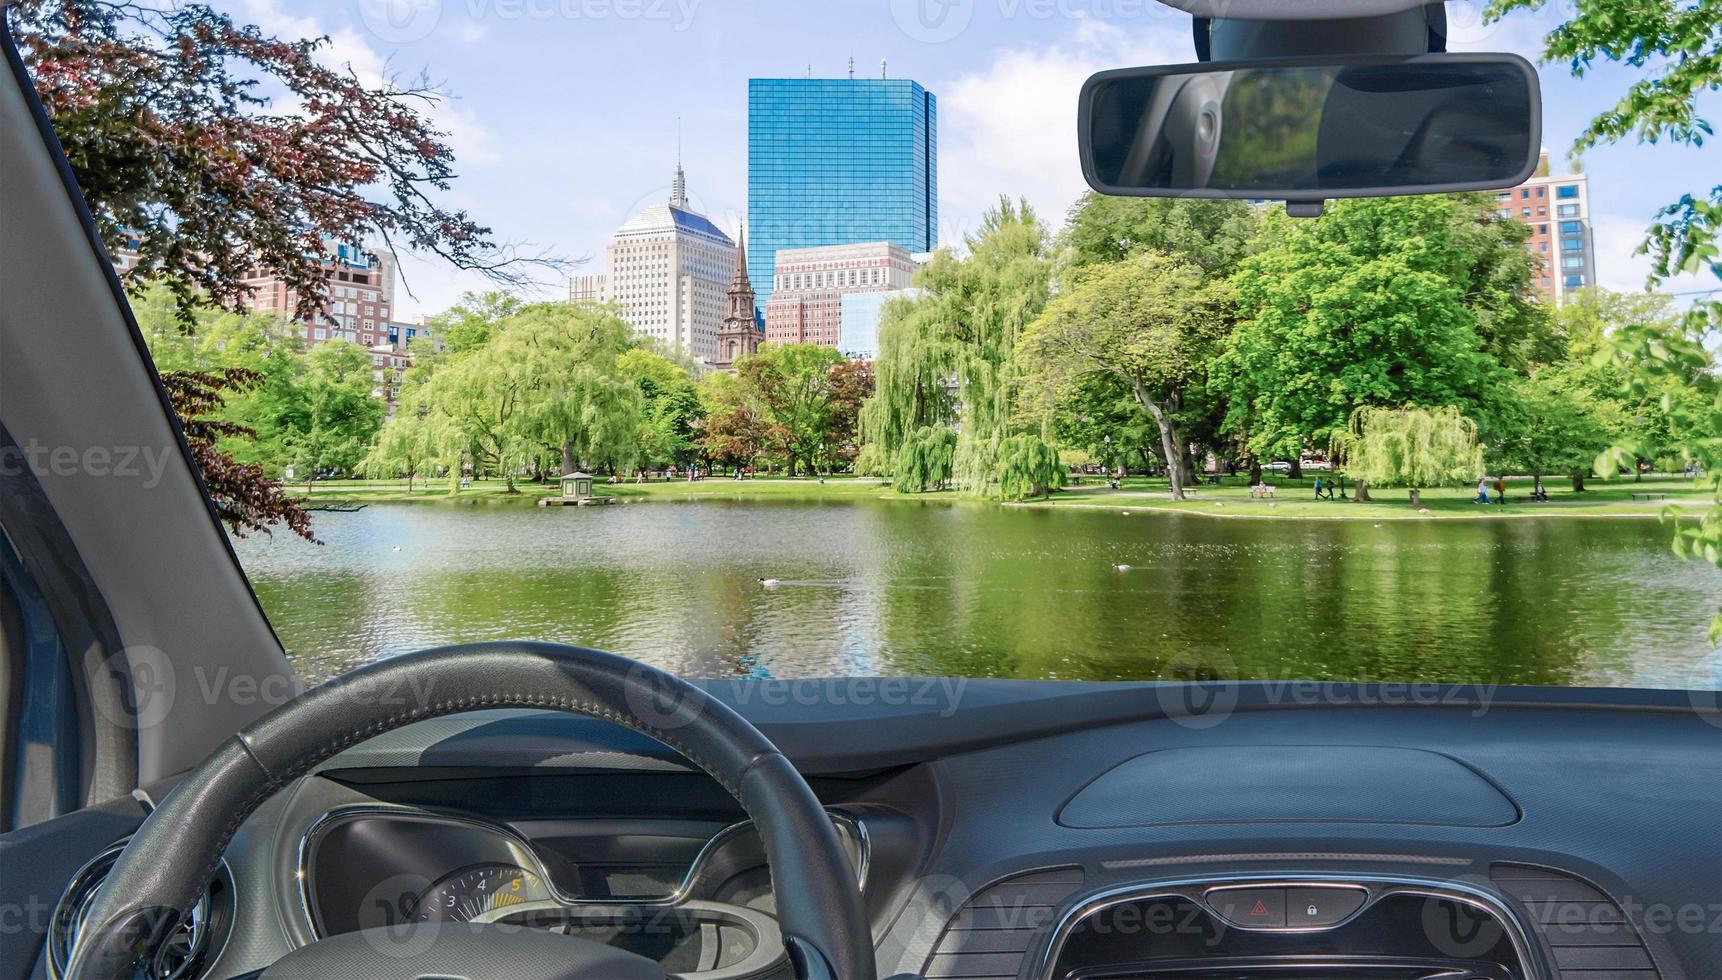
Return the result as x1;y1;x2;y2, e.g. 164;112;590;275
1285;200;1327;219
1193;3;1447;62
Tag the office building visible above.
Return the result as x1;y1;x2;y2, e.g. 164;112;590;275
1496;151;1596;306
593;165;737;363
748;76;937;308
763;241;918;348
840;288;920;360
237;242;398;349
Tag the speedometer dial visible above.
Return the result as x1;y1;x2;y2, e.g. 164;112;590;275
414;864;551;923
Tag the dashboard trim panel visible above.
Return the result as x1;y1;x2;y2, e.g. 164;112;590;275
1031;873;1547;980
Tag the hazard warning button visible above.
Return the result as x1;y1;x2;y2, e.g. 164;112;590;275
1206;887;1287;929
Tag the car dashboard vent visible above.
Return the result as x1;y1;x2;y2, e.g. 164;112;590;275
48;841;233;980
1489;863;1660;979
922;866;1087;980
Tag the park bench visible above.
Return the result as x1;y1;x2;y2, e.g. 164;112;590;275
1630;492;1669;501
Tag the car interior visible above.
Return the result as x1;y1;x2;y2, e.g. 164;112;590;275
1;1;1718;979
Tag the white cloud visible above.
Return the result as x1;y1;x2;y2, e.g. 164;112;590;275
933;18;1187;244
234;0;499;166
1591;212;1716;298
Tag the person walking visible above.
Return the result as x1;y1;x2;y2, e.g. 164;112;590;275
1494;476;1508;506
1475;477;1491;505
1314;476;1325;500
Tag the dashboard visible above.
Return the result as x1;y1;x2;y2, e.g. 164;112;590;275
27;682;1722;980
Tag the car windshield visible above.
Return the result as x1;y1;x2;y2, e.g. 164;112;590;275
17;0;1721;693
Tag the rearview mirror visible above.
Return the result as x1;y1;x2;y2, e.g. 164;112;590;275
1079;54;1541;202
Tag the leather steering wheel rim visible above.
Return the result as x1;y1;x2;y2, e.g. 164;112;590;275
66;642;875;980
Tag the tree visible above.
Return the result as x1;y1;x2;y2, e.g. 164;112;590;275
1020;254;1233;500
1213;196;1521;470
700;371;767;472
860;199;1054;494
1492;372;1621;492
161;369;313;540
1062;194;1259;275
995;435;1066;501
284;341;384;489
1331;406;1486;506
734;344;850;477
822;360;875;472
507;306;641;476
12;0;555;324
619;348;704;471
893;427;958;493
363;409;445;493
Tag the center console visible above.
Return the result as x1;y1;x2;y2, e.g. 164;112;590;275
1039;876;1538;980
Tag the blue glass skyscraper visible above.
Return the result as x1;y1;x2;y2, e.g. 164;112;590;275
747;77;937;308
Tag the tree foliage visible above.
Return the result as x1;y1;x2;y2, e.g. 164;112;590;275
731;344;862;476
1331;406;1486;500
994;434;1066;501
860;198;1055;495
12;0;554;324
893;426;958;493
1214;196;1527;465
161;368;314;540
1020;253;1233;499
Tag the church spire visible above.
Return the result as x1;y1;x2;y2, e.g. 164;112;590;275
730;221;749;287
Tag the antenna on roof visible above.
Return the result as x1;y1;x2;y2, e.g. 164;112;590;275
848;56;855;80
882;59;888;79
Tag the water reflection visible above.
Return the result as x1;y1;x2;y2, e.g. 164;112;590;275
233;501;1721;689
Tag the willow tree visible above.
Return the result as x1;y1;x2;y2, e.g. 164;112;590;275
508;306;642;476
1019;253;1233;500
858;198;1054;495
1331;406;1485;507
893;427;958;493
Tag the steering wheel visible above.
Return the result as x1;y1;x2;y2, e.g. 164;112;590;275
66;643;876;980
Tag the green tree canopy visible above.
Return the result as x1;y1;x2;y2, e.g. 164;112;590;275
860;198;1055;494
284;341;385;486
1331;406;1487;504
734;344;852;477
1213;196;1526;466
1020;253;1234;499
1060;194;1260;275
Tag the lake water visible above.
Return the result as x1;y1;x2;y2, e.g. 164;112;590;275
234;500;1722;690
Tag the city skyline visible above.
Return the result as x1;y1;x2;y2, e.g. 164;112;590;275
207;2;1715;322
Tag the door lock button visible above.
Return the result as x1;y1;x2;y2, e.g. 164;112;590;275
1207;887;1287;929
1287;886;1368;928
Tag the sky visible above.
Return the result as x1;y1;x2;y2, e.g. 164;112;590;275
223;0;1719;320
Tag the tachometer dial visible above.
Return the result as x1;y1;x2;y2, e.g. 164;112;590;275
414;864;551;923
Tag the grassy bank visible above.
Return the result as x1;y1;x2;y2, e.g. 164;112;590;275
300;473;1710;520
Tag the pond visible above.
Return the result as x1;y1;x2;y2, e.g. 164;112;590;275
234;500;1722;690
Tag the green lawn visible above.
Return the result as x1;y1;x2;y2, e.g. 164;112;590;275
300;473;1710;520
1033;474;1709;520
